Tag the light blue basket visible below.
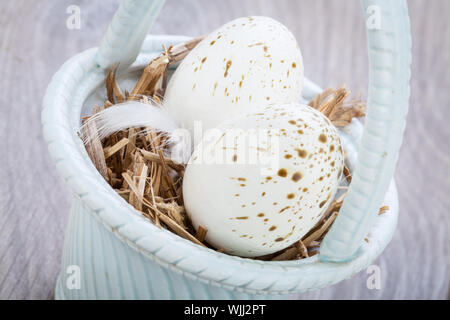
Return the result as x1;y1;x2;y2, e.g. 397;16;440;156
42;0;411;299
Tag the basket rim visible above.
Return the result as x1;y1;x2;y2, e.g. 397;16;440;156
42;35;399;294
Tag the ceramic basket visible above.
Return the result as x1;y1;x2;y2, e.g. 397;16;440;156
42;0;411;299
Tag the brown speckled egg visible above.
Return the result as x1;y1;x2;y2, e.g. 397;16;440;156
164;16;303;137
183;103;344;257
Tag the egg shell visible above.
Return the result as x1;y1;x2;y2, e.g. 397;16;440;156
164;16;304;137
183;104;344;257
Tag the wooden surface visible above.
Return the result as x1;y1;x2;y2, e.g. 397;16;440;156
0;0;449;300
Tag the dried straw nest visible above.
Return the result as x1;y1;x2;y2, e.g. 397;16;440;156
81;37;387;261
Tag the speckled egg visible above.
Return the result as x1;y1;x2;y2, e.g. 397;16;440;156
164;16;304;137
183;103;344;257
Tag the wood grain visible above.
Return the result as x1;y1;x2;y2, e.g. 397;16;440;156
0;0;448;299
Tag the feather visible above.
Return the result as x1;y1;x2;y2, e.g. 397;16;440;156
80;101;192;164
81;101;177;142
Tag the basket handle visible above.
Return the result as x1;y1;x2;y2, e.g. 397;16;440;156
95;0;166;70
319;0;412;262
95;0;411;262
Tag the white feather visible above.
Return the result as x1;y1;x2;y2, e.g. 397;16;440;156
81;101;192;164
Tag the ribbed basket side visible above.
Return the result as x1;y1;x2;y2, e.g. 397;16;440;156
55;197;292;300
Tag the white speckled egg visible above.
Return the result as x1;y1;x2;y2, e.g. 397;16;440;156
164;16;304;137
183;103;344;257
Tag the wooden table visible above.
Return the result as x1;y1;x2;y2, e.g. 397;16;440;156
0;0;448;299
